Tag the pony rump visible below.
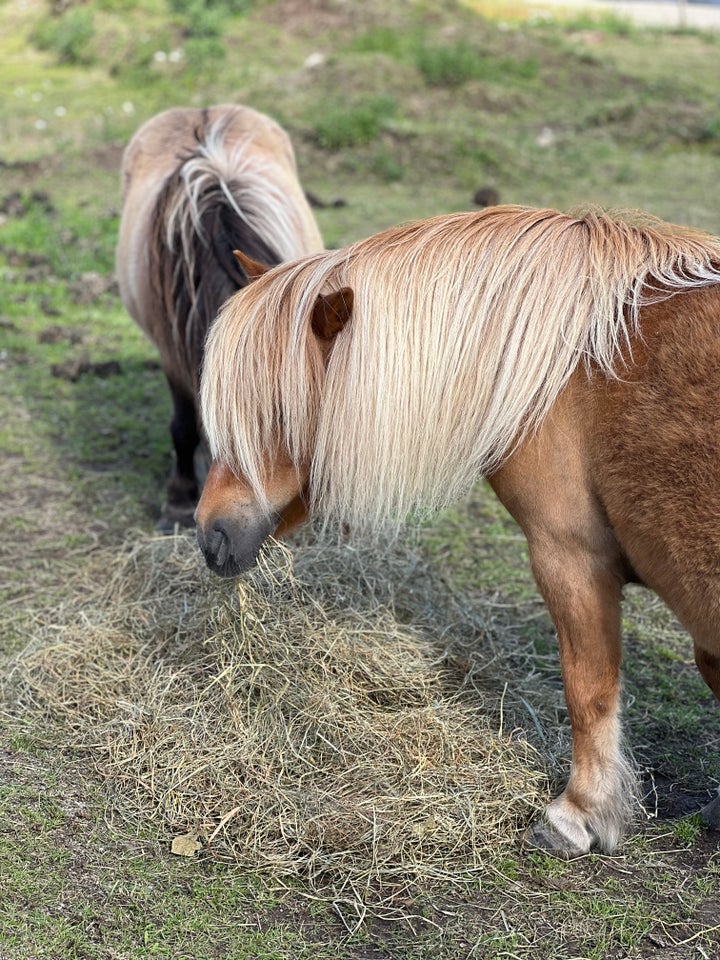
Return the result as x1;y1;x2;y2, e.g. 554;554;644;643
151;110;315;391
201;205;720;527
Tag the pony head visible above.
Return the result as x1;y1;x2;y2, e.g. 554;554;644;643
195;251;353;576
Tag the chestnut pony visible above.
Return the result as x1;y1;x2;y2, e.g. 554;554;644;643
195;205;720;856
116;104;323;529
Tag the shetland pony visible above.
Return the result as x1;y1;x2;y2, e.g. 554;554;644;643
116;104;323;529
194;205;720;856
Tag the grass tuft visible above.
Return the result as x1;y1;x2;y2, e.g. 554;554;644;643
31;7;96;66
312;95;398;150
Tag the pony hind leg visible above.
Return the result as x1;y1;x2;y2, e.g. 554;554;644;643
159;378;202;532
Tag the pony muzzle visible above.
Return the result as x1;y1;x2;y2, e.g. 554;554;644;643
195;459;309;577
196;511;276;578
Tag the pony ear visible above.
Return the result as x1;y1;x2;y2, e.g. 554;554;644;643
310;288;354;342
233;250;271;282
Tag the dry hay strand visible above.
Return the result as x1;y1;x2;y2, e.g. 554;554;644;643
8;531;551;914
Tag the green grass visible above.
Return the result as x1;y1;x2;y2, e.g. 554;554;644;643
32;7;97;66
1;799;336;958
311;95;398;149
417;40;539;86
3;0;720;957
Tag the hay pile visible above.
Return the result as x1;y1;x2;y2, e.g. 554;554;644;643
10;531;553;914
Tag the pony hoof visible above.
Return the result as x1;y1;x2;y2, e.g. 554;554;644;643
523;819;590;859
700;794;720;831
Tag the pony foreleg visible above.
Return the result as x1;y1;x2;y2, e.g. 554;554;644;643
526;549;637;856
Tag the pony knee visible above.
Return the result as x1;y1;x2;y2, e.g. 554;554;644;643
169;393;200;473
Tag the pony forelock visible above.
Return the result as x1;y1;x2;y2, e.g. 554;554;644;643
201;205;720;527
201;253;335;512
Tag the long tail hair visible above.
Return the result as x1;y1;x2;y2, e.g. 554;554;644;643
150;110;316;391
201;205;720;526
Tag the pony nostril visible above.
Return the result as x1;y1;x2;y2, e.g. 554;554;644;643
209;521;231;567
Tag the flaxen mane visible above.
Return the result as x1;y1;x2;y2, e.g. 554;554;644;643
201;205;720;526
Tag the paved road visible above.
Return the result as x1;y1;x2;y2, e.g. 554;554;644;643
524;0;720;29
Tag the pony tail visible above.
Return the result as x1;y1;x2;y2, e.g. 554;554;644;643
150;114;291;391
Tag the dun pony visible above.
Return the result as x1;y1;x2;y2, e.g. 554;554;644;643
116;104;323;529
195;205;720;857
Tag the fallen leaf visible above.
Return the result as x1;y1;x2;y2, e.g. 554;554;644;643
171;832;202;857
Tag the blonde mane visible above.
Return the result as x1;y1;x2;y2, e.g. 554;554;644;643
201;205;720;526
